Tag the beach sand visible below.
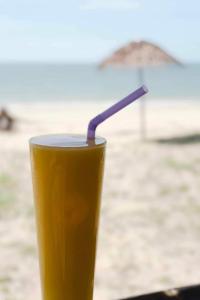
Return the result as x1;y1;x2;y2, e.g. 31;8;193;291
0;99;200;300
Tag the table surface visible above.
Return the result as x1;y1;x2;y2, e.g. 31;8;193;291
119;284;200;300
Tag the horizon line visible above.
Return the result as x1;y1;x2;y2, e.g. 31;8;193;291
0;59;199;65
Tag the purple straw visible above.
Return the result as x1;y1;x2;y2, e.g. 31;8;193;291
87;85;148;140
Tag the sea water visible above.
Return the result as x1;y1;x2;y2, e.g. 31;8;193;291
0;63;199;103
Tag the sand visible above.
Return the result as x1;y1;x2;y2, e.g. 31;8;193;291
0;99;200;300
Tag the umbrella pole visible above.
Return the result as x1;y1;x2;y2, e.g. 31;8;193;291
138;68;146;140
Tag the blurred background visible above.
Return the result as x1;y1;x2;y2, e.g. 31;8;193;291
0;1;200;299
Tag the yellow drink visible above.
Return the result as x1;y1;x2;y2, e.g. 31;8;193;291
30;134;106;300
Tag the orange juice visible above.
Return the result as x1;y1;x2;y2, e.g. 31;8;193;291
30;134;106;300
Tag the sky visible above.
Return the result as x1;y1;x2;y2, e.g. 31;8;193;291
0;0;199;63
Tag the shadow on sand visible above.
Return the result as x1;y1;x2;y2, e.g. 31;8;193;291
155;133;200;145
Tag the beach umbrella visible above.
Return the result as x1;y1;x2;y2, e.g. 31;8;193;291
100;40;181;139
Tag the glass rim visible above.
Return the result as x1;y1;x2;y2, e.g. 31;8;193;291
29;133;106;150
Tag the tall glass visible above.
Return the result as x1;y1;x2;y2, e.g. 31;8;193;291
30;134;106;300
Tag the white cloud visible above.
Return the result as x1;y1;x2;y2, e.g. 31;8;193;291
80;0;141;11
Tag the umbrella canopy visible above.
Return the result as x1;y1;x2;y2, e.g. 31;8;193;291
99;40;181;140
100;40;180;68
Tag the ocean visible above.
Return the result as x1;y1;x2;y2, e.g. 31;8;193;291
0;63;199;104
